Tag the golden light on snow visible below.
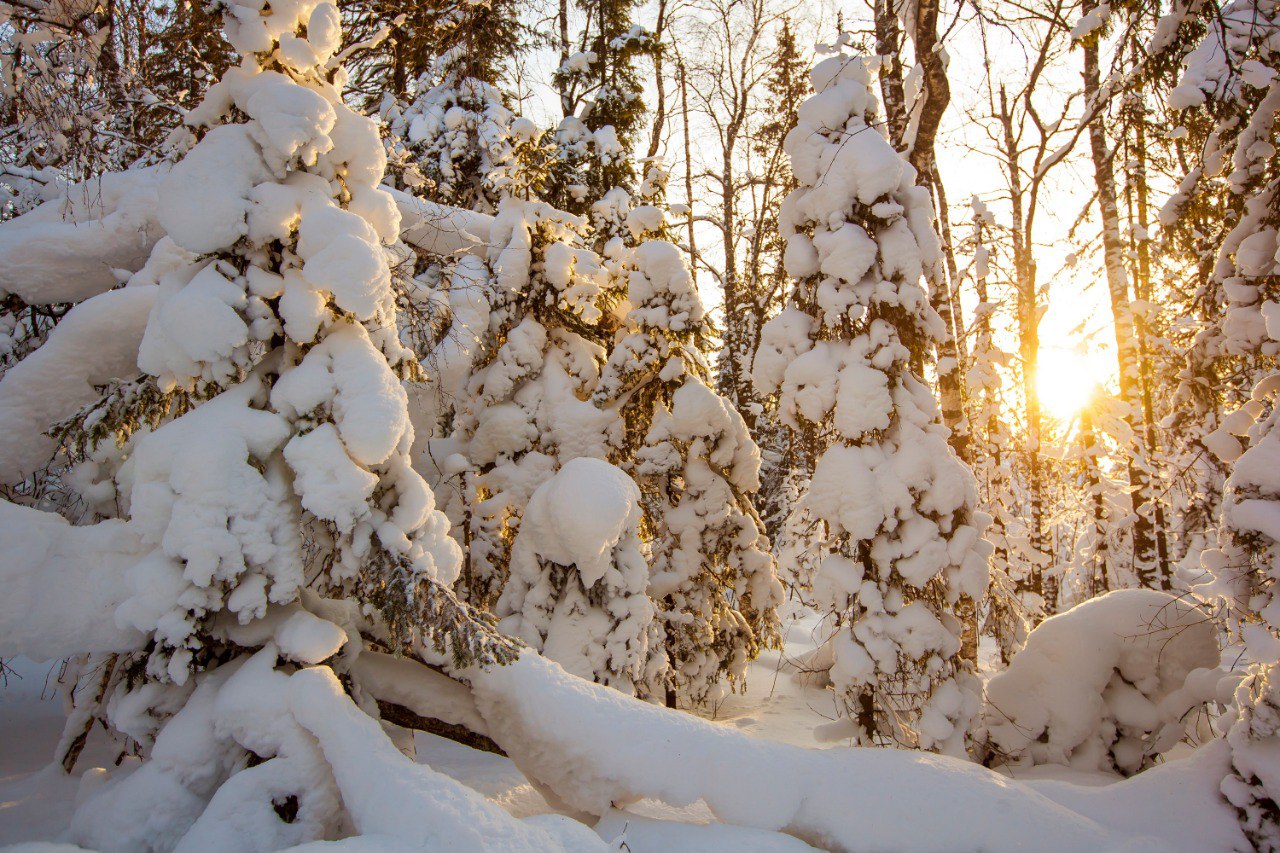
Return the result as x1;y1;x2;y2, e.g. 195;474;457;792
1036;347;1102;419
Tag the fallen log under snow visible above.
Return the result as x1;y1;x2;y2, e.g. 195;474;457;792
460;651;1243;852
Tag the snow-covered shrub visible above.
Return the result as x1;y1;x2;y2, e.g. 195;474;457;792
497;456;664;692
66;647;600;850
983;589;1221;775
754;51;991;754
595;239;783;705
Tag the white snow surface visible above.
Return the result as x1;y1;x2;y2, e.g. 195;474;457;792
0;610;1248;851
0;501;147;660
0;168;166;306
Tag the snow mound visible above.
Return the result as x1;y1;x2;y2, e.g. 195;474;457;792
983;589;1221;775
68;649;603;851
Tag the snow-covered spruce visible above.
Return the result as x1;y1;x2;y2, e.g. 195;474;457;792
496;456;664;694
0;1;574;845
982;589;1221;775
383;48;543;213
752;52;991;754
1157;1;1280;845
594;238;784;706
435;197;621;611
106;0;474;680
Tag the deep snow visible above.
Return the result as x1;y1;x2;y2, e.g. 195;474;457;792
0;604;1247;851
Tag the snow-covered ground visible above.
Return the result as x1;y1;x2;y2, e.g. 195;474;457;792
0;604;1247;851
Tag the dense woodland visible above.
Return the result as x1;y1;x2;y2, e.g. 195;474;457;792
0;0;1278;847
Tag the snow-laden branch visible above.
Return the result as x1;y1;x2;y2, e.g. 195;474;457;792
0;284;155;484
0;168;165;306
67;648;604;851
0;499;146;660
390;187;493;258
0;176;489;316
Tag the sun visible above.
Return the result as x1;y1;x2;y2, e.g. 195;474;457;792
1036;348;1101;419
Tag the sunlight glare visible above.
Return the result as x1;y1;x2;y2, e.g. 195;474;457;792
1036;348;1101;419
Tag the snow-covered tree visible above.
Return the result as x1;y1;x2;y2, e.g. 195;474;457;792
545;0;656;218
594;238;783;706
382;50;544;213
497;456;664;694
2;1;549;844
439;198;622;610
341;0;526;104
753;51;990;754
961;196;1030;665
1156;0;1280;845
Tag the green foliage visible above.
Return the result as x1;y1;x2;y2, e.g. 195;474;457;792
544;0;657;215
360;546;523;669
48;377;200;463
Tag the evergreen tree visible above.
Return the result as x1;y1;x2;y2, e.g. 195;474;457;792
1159;0;1280;844
39;2;520;843
497;456;665;694
544;0;656;219
382;52;537;213
593;237;783;706
441;198;623;611
342;0;526;105
753;51;990;754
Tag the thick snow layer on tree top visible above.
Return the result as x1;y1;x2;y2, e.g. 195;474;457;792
497;459;658;690
507;457;642;586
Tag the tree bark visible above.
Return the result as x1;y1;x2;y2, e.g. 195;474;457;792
874;0;908;148
999;86;1047;606
1081;9;1166;591
376;699;507;756
1126;101;1173;588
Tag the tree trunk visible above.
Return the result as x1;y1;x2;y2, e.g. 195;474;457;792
873;0;908;148
1081;12;1165;591
1126;103;1174;588
1000;86;1046;607
1079;407;1109;598
646;0;669;159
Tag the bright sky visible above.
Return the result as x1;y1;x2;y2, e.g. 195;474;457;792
511;0;1127;417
